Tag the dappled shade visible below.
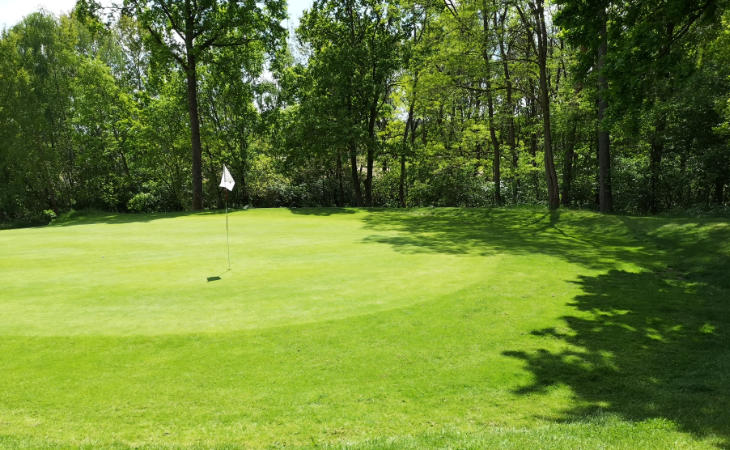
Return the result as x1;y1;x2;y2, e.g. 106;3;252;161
361;208;730;446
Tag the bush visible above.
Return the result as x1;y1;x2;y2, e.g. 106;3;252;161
43;209;57;222
406;164;495;207
372;166;402;207
127;192;159;213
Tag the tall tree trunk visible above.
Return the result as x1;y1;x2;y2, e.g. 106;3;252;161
185;62;203;210
561;119;577;206
649;116;665;213
365;100;377;206
533;0;560;209
336;150;345;207
365;147;374;206
597;9;612;213
481;0;501;205
399;153;407;208
530;123;539;200
497;8;518;204
400;88;417;208
490;117;501;205
527;59;540;200
345;85;362;207
349;142;362;206
183;0;203;211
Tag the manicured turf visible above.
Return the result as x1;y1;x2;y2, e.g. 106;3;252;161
0;207;728;448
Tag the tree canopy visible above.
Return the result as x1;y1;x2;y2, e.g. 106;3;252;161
1;0;729;224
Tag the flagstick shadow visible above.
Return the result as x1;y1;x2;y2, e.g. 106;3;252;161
206;268;231;282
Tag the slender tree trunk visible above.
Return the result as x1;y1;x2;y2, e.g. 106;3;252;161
649;117;665;213
183;2;203;211
561;119;577;206
365;100;377;206
336;150;345;207
365;148;374;206
400;89;416;208
185;63;203;210
530;132;539;200
527;69;540;200
399;153;407;208
490;118;501;205
345;83;362;206
497;9;518;204
597;10;612;213
481;0;501;205
349;142;362;206
533;0;560;209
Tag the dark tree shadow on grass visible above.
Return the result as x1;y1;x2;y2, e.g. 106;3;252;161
50;209;237;227
287;207;358;216
504;269;730;445
360;208;730;446
360;208;660;271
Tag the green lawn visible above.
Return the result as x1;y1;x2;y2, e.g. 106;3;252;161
0;207;728;448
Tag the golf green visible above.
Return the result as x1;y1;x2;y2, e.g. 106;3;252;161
0;207;728;448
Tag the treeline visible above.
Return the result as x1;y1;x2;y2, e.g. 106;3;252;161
1;0;729;225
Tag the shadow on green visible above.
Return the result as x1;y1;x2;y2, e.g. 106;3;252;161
50;209;232;227
361;208;730;446
287;207;359;216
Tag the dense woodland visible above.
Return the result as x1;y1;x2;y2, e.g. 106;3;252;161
1;0;730;224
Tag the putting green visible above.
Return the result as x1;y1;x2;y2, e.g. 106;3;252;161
1;209;502;336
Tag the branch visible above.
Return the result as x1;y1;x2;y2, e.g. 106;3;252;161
209;37;254;48
663;1;713;54
197;29;225;50
513;2;538;56
504;56;537;65
145;23;188;69
443;0;458;18
158;0;186;43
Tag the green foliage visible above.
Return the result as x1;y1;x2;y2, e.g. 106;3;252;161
42;209;57;222
0;0;729;221
127;192;158;212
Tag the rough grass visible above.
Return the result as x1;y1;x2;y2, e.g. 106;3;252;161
0;207;728;448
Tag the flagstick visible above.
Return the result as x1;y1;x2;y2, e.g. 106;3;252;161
225;189;230;270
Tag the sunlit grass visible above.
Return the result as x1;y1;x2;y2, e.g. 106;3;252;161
0;207;727;448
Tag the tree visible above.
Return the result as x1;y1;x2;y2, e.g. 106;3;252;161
123;0;285;209
517;0;560;209
555;0;613;212
298;0;407;206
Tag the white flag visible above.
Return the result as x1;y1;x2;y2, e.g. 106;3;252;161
219;165;235;191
